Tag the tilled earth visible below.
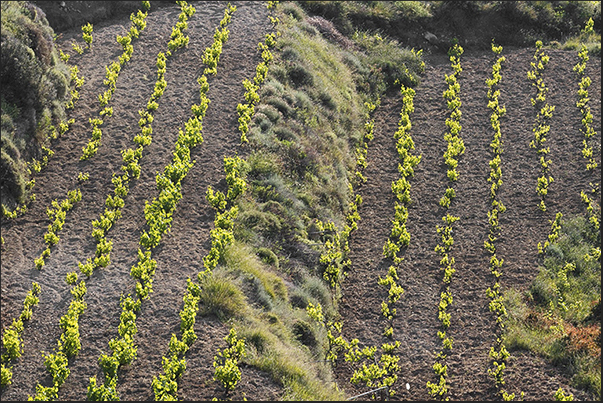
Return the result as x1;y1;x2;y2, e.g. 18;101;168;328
1;1;601;401
1;1;280;401
334;48;600;401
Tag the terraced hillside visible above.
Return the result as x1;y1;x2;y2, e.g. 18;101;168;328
1;0;600;401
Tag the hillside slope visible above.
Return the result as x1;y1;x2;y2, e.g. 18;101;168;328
0;1;600;401
334;49;600;401
1;1;279;400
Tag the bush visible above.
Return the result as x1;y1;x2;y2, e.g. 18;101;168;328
1;143;28;206
199;272;248;321
265;96;294;118
256;247;279;269
256;104;281;123
292;319;318;348
255;113;273;133
287;63;314;87
1;1;70;207
238;208;283;239
260;78;284;98
280;2;305;21
273;125;297;142
240;323;273;354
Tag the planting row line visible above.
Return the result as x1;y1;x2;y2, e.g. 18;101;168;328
426;42;464;400
331;73;426;398
0;1;152;391
482;42;524;401
307;77;424;399
0;283;40;387
573;18;598;173
313;100;379;298
150;2;288;397
87;4;236;400
306;97;401;397
24;2;196;400
370;79;423;396
80;4;150;160
237;17;278;144
527;40;554;212
26;1;151;276
573;18;600;240
204;5;281;397
343;78;423;399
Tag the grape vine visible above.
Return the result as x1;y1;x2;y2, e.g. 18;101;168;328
527;40;555;212
573;18;600;244
87;4;238;400
427;42;463;400
238;14;278;144
79;4;150;161
212;328;246;398
482;41;524;401
0;283;41;387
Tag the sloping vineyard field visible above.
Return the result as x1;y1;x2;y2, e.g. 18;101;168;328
1;1;279;400
334;48;600;401
0;0;600;401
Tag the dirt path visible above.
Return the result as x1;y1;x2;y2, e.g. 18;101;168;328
334;48;600;401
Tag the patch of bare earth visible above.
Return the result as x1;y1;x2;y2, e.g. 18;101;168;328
334;48;600;401
1;1;282;401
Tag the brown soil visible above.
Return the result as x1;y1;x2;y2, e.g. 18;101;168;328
2;1;280;401
334;48;601;401
1;1;601;401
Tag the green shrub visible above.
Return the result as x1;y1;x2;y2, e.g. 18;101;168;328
247;151;281;179
223;242;287;300
287;63;314;87
256;247;279;269
256;104;281;123
255;113;273;132
1;146;28;206
245;337;344;401
240;323;273;354
504;214;600;398
260;79;284;98
238;208;283;239
273;125;297;142
291;319;318;348
394;1;432;19
318;91;336;110
199;272;248;321
249;276;275;310
265;95;294;118
1;1;70;206
281;46;300;61
280;2;305;21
